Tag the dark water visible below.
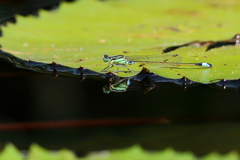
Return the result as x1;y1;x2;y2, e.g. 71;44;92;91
0;57;240;156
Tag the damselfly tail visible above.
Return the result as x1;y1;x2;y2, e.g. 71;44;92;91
126;54;182;63
126;54;212;68
178;62;212;67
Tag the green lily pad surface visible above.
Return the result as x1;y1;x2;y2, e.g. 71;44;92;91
1;0;240;83
0;143;239;160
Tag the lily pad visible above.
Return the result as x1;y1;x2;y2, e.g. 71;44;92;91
1;0;240;83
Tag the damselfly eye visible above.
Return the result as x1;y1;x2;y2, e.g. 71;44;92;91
103;58;109;62
128;61;135;65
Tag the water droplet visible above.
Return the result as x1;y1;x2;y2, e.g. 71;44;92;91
80;71;86;81
221;79;226;91
52;68;59;78
222;84;226;91
78;67;86;81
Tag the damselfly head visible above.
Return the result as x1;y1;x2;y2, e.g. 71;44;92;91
103;55;110;62
103;85;111;94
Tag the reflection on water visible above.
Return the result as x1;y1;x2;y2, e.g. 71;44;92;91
103;70;196;94
103;76;131;93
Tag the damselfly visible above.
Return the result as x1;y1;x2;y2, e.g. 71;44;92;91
102;54;212;73
103;77;131;94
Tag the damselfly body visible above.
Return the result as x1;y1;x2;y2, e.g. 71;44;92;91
102;54;212;73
